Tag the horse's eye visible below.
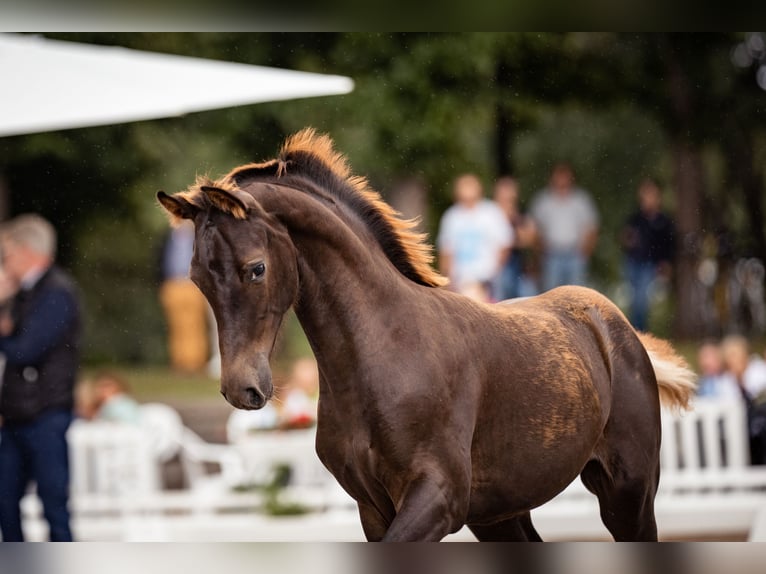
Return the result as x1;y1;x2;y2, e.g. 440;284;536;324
247;262;266;283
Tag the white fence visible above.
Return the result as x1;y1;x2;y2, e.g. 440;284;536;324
16;398;766;541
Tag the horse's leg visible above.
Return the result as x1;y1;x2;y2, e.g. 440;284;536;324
580;456;659;541
380;475;468;541
357;501;390;542
581;347;661;541
468;512;543;541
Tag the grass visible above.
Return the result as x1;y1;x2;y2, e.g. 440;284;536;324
81;358;303;403
79;312;315;402
81;365;222;402
84;327;761;404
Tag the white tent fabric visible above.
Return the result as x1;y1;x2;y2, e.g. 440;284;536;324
0;34;354;137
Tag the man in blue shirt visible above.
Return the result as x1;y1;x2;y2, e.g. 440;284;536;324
0;214;81;542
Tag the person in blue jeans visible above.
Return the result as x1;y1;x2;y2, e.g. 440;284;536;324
530;162;599;292
0;214;81;541
620;178;676;332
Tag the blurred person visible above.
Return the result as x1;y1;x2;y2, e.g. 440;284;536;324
492;176;539;300
279;357;319;430
73;379;97;421
620;178;676;332
721;335;766;464
0;266;17;403
459;281;491;303
695;340;739;399
530;162;599;292
721;335;766;400
90;372;141;424
436;173;513;299
158;220;209;373
0;214;81;541
0;266;17;332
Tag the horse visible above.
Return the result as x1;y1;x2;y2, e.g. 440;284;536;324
157;129;697;541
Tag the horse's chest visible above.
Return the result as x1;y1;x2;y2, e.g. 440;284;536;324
316;427;387;504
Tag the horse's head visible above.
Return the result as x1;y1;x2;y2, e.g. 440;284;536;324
157;184;298;410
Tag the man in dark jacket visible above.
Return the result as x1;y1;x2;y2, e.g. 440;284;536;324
0;214;81;542
620;178;676;332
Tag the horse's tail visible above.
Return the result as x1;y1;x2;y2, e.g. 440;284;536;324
637;332;697;411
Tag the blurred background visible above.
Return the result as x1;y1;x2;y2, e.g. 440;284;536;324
4;33;766;370
3;32;766;542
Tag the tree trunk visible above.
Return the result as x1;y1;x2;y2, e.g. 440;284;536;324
671;141;706;338
494;102;512;177
724;126;766;262
661;35;706;338
493;58;513;177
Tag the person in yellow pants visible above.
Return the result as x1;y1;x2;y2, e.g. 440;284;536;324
158;221;209;373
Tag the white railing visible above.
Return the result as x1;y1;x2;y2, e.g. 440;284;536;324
531;398;766;540
17;398;766;541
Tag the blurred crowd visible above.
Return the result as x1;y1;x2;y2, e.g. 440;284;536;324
695;335;766;465
436;163;672;335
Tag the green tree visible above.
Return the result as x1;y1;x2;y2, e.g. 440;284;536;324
3;32;765;363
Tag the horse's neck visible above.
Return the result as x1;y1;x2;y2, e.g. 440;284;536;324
292;223;416;375
255;184;420;385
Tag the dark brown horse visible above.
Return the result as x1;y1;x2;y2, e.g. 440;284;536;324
157;129;696;541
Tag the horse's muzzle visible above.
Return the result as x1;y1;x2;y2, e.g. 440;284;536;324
220;355;273;410
244;386;267;409
221;380;272;410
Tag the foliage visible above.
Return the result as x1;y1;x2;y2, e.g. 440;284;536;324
1;33;764;363
230;463;311;517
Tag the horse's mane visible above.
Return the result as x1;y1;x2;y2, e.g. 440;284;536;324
183;129;447;288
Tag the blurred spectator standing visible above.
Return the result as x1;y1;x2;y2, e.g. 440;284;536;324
620;178;676;332
158;221;209;374
0;214;81;541
0;266;16;374
530;162;599;292
492;176;539;300
437;174;513;301
720;335;766;464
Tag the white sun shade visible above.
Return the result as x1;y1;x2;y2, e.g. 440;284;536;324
0;33;354;137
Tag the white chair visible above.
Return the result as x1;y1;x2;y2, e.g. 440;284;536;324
68;419;160;502
137;403;248;514
178;426;246;492
137;402;185;463
226;406;280;443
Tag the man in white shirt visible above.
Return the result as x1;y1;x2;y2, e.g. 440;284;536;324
437;174;513;301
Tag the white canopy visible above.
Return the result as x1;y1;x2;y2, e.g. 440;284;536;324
0;34;354;137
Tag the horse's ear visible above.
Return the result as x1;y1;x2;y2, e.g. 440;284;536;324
157;191;198;221
200;185;257;219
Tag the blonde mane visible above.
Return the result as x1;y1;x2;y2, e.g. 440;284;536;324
191;128;447;288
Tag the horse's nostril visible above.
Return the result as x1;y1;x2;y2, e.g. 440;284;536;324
245;387;265;409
